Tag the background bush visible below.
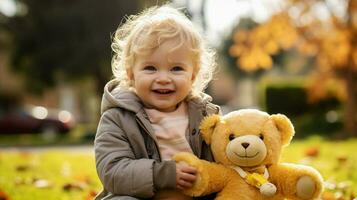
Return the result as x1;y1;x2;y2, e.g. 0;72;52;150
261;80;343;138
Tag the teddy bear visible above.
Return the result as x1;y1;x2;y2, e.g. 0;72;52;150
174;109;324;200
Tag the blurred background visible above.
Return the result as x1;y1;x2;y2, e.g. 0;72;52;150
0;0;356;199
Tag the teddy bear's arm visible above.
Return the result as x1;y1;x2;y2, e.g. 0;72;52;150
269;163;324;200
174;152;229;197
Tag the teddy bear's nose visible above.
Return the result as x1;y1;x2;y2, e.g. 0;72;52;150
241;142;250;149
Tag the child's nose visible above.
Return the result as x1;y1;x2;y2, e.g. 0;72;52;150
155;72;172;84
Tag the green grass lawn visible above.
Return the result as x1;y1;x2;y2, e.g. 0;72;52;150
282;137;357;199
0;150;101;200
0;136;356;200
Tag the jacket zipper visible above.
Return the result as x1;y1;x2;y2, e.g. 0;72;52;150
136;116;162;162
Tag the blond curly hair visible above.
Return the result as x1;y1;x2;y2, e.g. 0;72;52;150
111;5;217;95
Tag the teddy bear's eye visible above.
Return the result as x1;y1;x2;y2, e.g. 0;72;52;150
228;134;235;141
259;134;264;140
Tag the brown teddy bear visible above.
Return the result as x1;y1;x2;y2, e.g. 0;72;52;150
174;109;324;200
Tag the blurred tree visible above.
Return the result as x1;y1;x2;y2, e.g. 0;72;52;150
220;18;290;108
1;0;141;95
229;0;357;137
222;18;266;79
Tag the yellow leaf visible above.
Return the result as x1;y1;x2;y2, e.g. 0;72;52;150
233;30;248;43
258;53;273;69
0;189;10;200
239;54;258;71
263;40;279;55
229;45;245;57
298;41;318;56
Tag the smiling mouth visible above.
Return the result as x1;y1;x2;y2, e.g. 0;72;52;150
234;151;259;158
152;89;174;94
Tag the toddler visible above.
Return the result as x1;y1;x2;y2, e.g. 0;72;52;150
94;4;220;200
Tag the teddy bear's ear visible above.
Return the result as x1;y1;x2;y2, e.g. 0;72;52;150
199;114;221;144
271;114;295;146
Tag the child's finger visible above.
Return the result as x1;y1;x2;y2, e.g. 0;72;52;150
177;178;194;188
177;185;185;190
180;172;197;182
180;165;197;174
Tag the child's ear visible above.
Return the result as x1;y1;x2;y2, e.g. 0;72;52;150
126;69;133;80
191;73;196;81
200;114;220;144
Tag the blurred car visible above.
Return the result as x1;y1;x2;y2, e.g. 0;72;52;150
0;105;74;135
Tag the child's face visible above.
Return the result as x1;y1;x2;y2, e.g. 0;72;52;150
128;38;196;112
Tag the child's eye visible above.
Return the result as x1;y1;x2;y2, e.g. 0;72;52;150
171;66;184;72
143;66;156;71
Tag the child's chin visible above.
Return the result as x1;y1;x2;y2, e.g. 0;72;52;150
155;105;177;112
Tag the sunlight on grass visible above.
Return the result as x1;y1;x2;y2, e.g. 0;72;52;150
0;137;356;199
0;150;101;200
282;136;357;199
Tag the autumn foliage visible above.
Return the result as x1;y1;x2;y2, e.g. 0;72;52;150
229;0;357;136
229;13;298;71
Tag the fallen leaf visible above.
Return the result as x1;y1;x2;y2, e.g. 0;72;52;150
337;181;351;190
299;157;312;165
325;181;337;190
74;175;91;184
305;147;319;157
62;183;85;191
32;178;52;188
15;165;31;172
19;152;32;159
60;162;71;177
14;177;26;186
337;155;348;164
322;191;336;200
333;191;343;199
84;190;97;200
0;189;10;200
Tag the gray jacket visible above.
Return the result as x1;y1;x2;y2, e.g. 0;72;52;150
94;80;220;199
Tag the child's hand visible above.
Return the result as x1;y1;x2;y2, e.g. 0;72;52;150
176;162;197;190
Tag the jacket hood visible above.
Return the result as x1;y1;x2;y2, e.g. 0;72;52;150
100;79;214;115
101;80;143;114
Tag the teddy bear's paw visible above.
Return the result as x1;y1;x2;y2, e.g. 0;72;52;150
296;175;316;199
173;152;200;166
173;152;210;196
